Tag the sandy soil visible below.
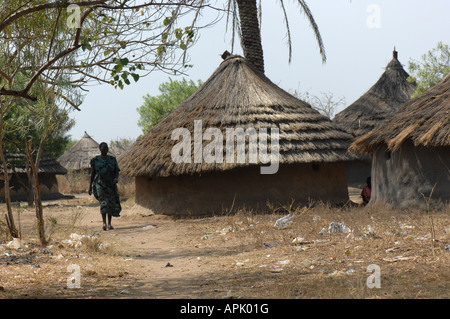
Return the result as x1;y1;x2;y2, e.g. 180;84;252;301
0;193;449;299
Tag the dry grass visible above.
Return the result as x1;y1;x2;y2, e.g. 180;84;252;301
57;171;90;194
0;200;129;299
57;171;135;199
0;196;448;299
183;203;450;299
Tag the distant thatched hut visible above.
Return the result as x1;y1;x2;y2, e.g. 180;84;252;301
119;55;355;216
58;132;101;171
350;73;450;208
333;50;417;187
57;132;107;194
0;157;67;202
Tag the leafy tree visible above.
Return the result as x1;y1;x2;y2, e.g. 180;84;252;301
0;0;209;104
4;98;75;161
0;0;212;244
0;70;73;240
407;42;450;98
3;83;75;245
137;78;203;134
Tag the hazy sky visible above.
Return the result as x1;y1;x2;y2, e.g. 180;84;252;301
67;0;450;144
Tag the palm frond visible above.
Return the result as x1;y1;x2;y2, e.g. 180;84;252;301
278;0;292;63
225;0;326;64
297;0;326;64
225;0;240;53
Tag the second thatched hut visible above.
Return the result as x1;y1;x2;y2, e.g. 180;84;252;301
58;132;101;171
57;132;104;193
0;157;67;202
119;55;355;216
350;73;450;208
333;50;417;187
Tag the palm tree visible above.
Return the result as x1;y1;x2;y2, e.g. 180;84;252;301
234;0;265;73
229;0;326;74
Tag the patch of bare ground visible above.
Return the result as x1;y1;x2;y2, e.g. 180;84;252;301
0;194;449;299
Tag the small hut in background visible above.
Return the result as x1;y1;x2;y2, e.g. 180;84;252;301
58;132;101;171
119;55;355;216
0;156;67;202
333;50;417;187
57;132;102;193
350;73;450;208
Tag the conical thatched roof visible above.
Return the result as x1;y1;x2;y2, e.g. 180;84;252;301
350;73;450;154
119;55;354;178
0;156;67;175
333;50;417;138
58;132;100;170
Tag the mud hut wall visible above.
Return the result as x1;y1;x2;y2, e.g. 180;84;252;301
0;174;62;202
135;163;349;216
371;141;450;208
56;168;91;194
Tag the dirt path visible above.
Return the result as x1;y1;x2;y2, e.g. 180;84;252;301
1;195;245;298
1;194;449;299
58;196;227;298
107;207;265;299
108;214;212;298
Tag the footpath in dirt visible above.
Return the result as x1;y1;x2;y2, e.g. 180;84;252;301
107;213;225;298
1;193;449;300
1;194;269;299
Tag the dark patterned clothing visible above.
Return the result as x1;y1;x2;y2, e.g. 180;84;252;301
90;155;121;217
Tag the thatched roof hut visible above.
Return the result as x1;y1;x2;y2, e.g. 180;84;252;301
58;132;100;171
119;55;355;215
5;158;67;175
0;157;67;202
333;50;416;187
334;50;417;138
350;73;450;208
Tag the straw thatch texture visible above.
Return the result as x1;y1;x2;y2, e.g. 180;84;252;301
0;157;67;175
119;55;354;178
58;132;100;170
351;73;450;154
334;51;416;138
0;158;67;202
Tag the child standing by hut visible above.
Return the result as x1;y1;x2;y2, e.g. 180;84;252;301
361;177;371;205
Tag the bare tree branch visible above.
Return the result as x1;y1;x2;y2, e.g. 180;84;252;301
0;1;106;32
1;0;217;105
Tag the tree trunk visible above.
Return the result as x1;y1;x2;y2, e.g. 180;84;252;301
236;0;265;74
0;122;19;239
11;166;34;207
0;150;19;238
25;140;47;247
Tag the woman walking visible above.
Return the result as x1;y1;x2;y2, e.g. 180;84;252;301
89;142;121;230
